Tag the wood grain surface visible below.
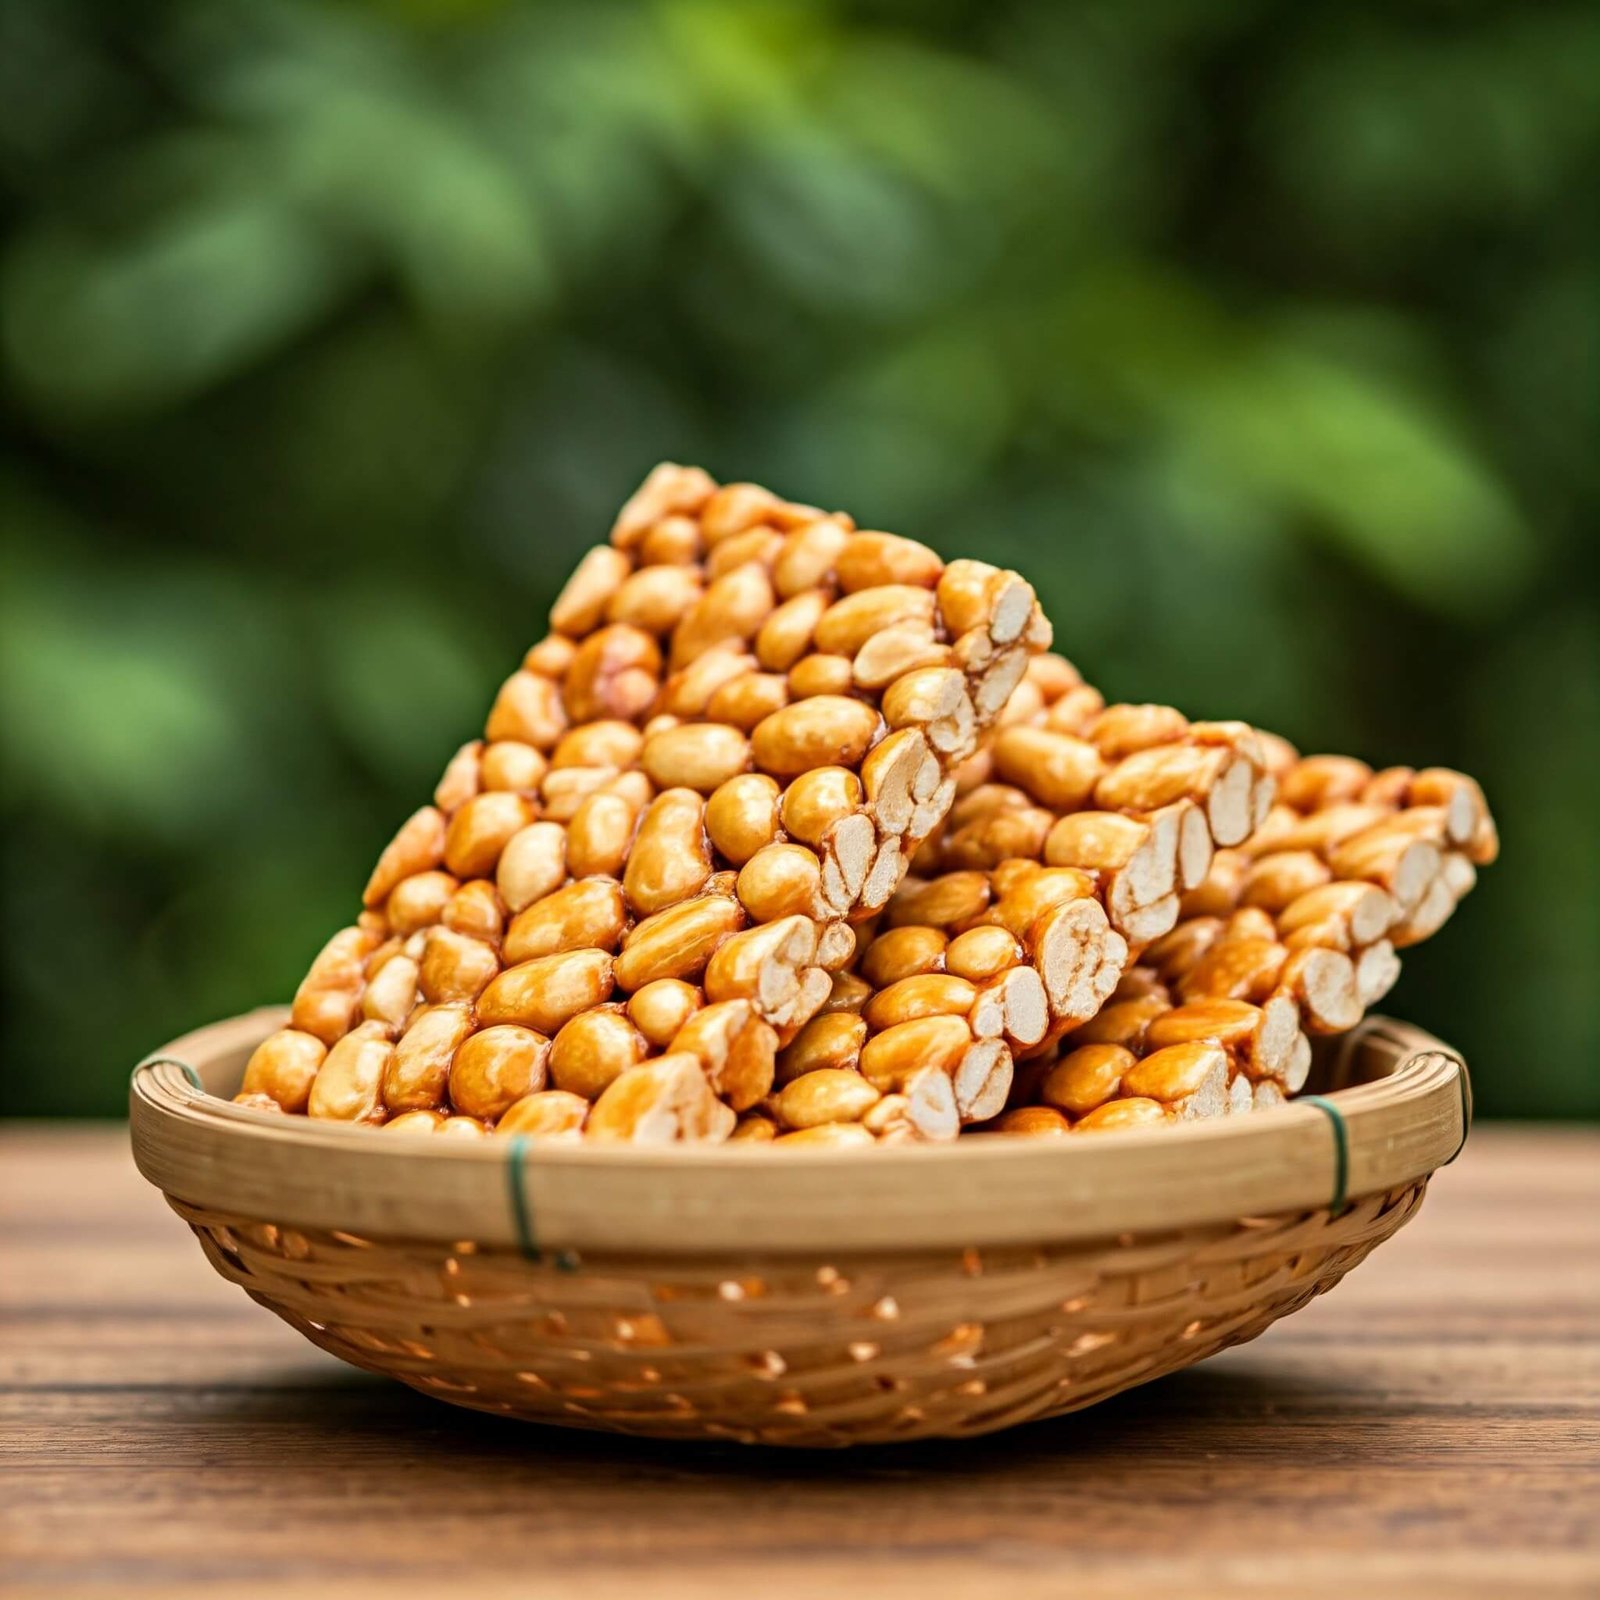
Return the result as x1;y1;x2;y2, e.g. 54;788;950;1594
2;1124;1597;1599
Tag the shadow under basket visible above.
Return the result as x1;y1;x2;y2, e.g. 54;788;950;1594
130;1009;1469;1447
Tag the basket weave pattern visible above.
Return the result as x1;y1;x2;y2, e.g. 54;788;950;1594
172;1182;1424;1446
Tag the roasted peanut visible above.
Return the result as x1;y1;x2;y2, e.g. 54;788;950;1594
480;740;549;793
771;517;851;598
638;514;703;566
863;973;978;1031
607;564;704;634
670;563;775;670
707;528;783;579
1277;946;1363;1033
736;843;823;922
363;807;447;908
496;1089;589;1139
882;667;975;756
835;531;942;593
523;635;576;679
551;719;643;771
778;766;863;848
775;1012;868;1085
548;1005;648;1100
1142;997;1265;1051
821;972;873;1014
861;727;946;839
486;670;566;749
705;670;789;731
774;1069;881;1130
669;999;778;1110
656;645;753;718
550;545;631;636
564;790;639;879
442;880;505;944
992;728;1103;813
436;1115;490;1138
442;792;535;880
309;1021;395;1122
774;1122;876;1148
624;788;712;913
563;624;662;724
852;627;951;691
1075;1098;1170;1132
992;1106;1072;1136
610;461;715;547
1239;850;1331;911
383;1109;447;1135
449;1024;550;1119
385;870;458;935
1277;754;1372;812
704;772;781;865
900;1067;966;1139
1278;880;1397;949
814;585;936;657
1121;1042;1229;1116
1084;703;1191;760
503;878;627;964
943;925;1024;982
859;925;950;987
1180;936;1287;1004
860;1015;973;1090
701;915;822;1024
786;653;856;700
585;1054;736;1144
361;952;419;1029
291;926;379;1045
625;979;703;1047
640;722;751;793
477;948;615;1035
1039;1043;1134;1115
935;558;1007;636
418;926;500;1004
239;1029;327;1114
751;697;882;778
886;871;991;930
755;590;829;672
382;1003;475;1111
615;895;744;990
1070;995;1171;1049
433;741;482;813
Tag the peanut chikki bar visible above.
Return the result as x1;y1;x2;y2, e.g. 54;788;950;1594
236;465;1051;1141
986;749;1498;1135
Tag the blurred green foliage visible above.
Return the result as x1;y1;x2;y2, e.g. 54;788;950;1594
2;0;1596;1118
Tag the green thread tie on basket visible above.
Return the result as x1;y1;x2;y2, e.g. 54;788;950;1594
504;1134;579;1271
133;1055;205;1093
506;1133;538;1259
1300;1095;1349;1216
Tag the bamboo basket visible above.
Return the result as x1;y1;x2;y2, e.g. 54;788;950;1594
129;1008;1469;1447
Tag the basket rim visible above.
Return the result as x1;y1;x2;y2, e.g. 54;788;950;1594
129;1007;1469;1255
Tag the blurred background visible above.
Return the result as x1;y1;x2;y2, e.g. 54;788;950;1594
2;0;1596;1119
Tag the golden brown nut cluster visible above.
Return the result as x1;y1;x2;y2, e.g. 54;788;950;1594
237;466;1496;1145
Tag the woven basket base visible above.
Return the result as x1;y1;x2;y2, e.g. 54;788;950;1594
171;1181;1425;1446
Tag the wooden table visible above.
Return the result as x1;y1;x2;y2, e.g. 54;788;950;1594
3;1125;1596;1599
